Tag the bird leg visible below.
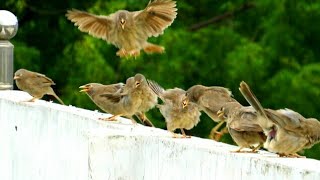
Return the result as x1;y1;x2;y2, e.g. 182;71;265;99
143;43;165;54
180;129;191;138
251;143;263;153
99;114;122;121
135;112;155;127
213;126;228;141
278;153;306;158
231;147;258;153
209;120;226;140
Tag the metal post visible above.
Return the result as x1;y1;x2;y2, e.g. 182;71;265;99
0;10;18;90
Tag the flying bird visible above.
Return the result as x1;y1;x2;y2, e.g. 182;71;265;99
66;0;177;58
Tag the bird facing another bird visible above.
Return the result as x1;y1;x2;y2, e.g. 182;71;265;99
148;80;201;138
14;69;65;105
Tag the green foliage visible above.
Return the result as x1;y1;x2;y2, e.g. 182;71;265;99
4;0;320;159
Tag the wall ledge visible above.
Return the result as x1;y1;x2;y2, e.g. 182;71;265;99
1;90;320;180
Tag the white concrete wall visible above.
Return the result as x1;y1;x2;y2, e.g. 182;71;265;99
0;90;320;180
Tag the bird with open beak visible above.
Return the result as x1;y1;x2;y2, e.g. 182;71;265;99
79;82;155;127
14;68;65;105
99;74;158;126
66;0;177;58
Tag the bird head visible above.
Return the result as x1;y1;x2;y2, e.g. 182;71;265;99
14;69;28;80
134;74;146;88
118;11;128;30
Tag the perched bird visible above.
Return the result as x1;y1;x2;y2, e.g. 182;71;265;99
100;74;157;125
79;82;154;127
148;80;201;138
14;69;65;105
186;85;237;139
66;0;177;58
217;101;266;152
239;81;320;157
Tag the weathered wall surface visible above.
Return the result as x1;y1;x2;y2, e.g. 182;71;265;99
0;90;319;180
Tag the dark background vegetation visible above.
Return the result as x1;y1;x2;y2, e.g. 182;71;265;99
4;0;320;159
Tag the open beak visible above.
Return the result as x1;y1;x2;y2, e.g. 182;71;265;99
13;75;20;80
79;85;89;92
217;110;224;119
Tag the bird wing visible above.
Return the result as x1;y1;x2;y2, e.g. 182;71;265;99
100;93;124;103
265;109;303;132
32;72;55;86
199;87;234;110
229;107;263;132
147;79;164;98
66;9;114;41
133;0;177;38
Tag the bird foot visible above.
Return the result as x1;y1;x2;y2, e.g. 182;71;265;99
278;153;305;158
231;150;258;153
99;117;118;121
116;49;128;58
171;133;191;139
21;98;38;103
128;50;140;58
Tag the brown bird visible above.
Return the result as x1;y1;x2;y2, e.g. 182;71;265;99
100;74;157;125
239;81;320;157
217;101;266;152
14;69;65;105
148;80;201;138
186;85;237;140
79;82;154;127
66;0;177;58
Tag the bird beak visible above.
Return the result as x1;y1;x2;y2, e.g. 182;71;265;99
217;110;224;119
79;85;89;92
13;75;19;80
121;24;125;30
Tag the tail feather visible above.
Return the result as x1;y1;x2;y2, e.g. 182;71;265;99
51;91;65;105
239;81;267;119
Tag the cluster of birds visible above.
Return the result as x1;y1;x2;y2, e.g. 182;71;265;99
13;69;320;158
11;0;320;158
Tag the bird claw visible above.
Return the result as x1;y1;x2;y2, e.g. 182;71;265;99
116;49;140;58
99;117;118;121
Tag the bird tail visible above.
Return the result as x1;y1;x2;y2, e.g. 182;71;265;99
147;79;164;97
239;81;267;119
48;89;65;105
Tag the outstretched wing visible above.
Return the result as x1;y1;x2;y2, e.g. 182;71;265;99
133;0;177;38
66;9;114;41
